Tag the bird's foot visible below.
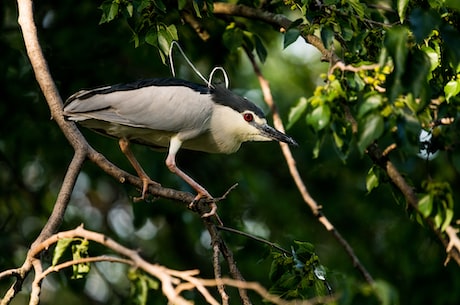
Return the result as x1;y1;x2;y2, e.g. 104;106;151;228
133;177;161;202
189;191;222;224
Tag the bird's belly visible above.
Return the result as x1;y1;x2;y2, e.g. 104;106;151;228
81;120;172;149
80;120;239;154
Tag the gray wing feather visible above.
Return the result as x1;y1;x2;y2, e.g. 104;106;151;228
64;85;214;133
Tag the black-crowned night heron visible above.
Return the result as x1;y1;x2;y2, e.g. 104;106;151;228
63;78;297;217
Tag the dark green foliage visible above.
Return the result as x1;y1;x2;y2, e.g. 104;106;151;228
2;0;460;305
268;241;330;299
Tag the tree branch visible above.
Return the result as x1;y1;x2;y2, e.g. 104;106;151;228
212;2;340;64
24;225;331;305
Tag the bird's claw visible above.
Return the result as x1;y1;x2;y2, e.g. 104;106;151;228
133;177;161;202
188;192;221;222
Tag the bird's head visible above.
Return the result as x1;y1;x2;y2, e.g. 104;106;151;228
209;85;297;153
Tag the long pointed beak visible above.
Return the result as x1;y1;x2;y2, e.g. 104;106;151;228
258;124;298;146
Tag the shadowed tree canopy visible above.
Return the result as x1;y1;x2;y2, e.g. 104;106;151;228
1;0;460;304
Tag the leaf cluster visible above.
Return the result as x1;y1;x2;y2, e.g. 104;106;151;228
268;241;330;300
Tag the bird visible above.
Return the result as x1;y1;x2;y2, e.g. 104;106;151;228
63;78;297;217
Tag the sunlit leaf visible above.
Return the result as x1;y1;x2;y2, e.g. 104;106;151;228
366;166;379;193
71;239;90;279
348;0;365;18
444;79;460;102
418;194;433;218
287;97;307;130
397;0;409;23
441;208;454;232
52;238;73;266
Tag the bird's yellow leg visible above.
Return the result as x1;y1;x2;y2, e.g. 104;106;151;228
119;138;160;201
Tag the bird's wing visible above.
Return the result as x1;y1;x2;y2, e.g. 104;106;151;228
63;79;214;133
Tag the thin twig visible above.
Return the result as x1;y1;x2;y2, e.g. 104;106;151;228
217;225;290;255
212;243;229;305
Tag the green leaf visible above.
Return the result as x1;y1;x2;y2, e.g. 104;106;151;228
192;0;202;18
284;28;300;49
253;34;267;63
445;0;460;10
52;238;73;266
397;0;409;23
357;113;384;153
108;2;119;22
320;26;335;49
384;26;409;101
152;0;166;13
223;24;244;52
444;79;460;102
441;208;454;232
358;94;382;118
287;97;307;130
99;1;119;24
373;279;399;305
418;194;433;218
306;103;331;132
384;26;409;80
178;0;187;10
145;28;158;47
348;0;365;18
71;239;90;279
439;23;460;67
366;166;379;193
129;269;159;305
409;8;441;43
404;49;431;106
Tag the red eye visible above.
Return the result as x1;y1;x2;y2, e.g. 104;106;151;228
243;113;254;122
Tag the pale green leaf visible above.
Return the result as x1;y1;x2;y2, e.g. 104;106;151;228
397;0;409;23
444;79;460;102
366;166;379;193
418;194;433;218
441;209;454;232
52;238;73;266
287;97;307;130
